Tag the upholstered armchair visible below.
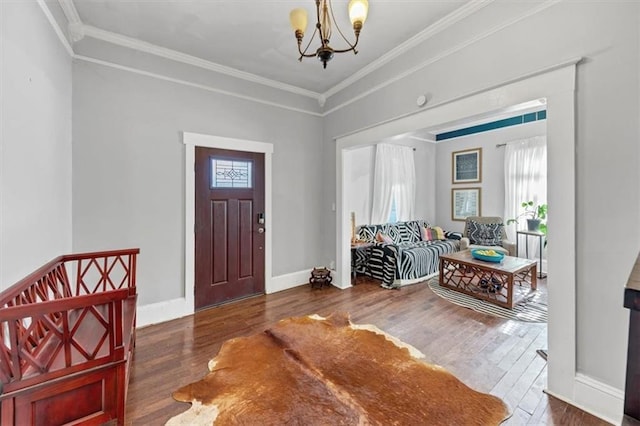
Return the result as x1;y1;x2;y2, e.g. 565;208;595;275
459;216;516;256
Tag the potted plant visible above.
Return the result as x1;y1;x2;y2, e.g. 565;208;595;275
507;201;547;232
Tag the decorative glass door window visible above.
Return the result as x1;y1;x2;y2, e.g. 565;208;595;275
210;158;253;188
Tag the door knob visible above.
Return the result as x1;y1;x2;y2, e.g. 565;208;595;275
258;228;265;233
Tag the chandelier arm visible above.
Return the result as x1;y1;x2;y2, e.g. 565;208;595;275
328;0;357;51
331;36;360;54
298;26;319;58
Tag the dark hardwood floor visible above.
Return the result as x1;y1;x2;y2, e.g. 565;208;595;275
125;276;610;425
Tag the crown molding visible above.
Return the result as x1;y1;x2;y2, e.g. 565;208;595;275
322;0;495;99
322;0;564;116
41;0;563;116
50;0;492;106
58;0;84;41
38;1;322;115
37;0;74;56
58;0;81;24
54;1;319;103
74;55;323;117
80;25;322;101
331;56;581;140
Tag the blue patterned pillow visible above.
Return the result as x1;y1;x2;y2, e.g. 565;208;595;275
468;221;503;246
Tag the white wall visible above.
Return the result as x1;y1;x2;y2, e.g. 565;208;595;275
435;120;547;233
344;145;374;227
0;1;72;288
408;139;436;223
72;61;324;306
323;0;639;419
343;140;435;228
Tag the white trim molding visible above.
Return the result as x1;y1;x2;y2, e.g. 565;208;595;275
323;0;564;116
37;0;74;56
574;374;624;424
74;55;323;117
333;57;581;142
269;269;317;294
81;25;320;101
182;132;274;320
137;267;314;327
545;374;624;425
336;59;582;419
323;0;495;99
136;297;192;328
58;0;81;24
48;0;491;106
40;0;565;118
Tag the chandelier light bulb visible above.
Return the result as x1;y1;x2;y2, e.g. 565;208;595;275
348;0;369;26
289;8;308;33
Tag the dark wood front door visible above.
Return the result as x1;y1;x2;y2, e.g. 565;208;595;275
195;147;265;310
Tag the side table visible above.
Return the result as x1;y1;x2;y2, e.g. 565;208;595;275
350;242;373;284
516;230;546;279
309;267;332;289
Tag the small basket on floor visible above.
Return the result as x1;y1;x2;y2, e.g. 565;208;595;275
309;267;332;289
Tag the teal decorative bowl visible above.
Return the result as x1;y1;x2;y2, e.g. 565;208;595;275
471;249;504;263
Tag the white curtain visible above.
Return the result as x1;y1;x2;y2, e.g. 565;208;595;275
370;144;415;224
504;135;547;257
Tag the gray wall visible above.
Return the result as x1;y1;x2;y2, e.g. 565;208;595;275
323;1;639;392
435;120;547;233
0;2;72;288
72;62;324;305
7;0;639;410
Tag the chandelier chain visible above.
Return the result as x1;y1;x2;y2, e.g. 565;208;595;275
328;0;357;53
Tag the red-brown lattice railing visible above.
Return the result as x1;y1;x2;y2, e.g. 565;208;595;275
0;248;138;395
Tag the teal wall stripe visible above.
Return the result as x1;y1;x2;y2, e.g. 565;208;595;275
436;110;547;141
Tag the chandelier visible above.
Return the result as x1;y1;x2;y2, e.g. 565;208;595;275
289;0;369;69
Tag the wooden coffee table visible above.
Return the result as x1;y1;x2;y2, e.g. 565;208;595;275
438;250;538;309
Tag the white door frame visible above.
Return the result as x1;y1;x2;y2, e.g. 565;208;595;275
183;132;274;313
335;59;581;411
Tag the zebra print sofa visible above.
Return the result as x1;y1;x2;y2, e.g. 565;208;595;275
355;220;462;289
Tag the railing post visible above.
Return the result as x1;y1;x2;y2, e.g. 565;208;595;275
623;253;640;422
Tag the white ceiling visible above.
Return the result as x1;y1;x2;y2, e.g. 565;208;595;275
65;0;473;94
59;1;546;140
381;99;548;143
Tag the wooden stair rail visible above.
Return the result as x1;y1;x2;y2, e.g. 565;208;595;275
624;252;640;423
0;248;139;426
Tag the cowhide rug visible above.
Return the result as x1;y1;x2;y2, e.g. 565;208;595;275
167;313;509;425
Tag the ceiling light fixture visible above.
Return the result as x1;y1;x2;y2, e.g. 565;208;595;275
289;0;369;69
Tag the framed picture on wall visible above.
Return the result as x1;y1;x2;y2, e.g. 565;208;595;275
452;148;482;184
452;187;481;221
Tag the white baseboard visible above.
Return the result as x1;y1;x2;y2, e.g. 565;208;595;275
574;373;624;425
546;374;624;425
137;269;324;327
267;269;312;293
136;297;192;328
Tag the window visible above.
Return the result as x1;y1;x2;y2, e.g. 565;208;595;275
210;158;252;188
388;198;398;223
503;135;547;246
370;144;415;224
